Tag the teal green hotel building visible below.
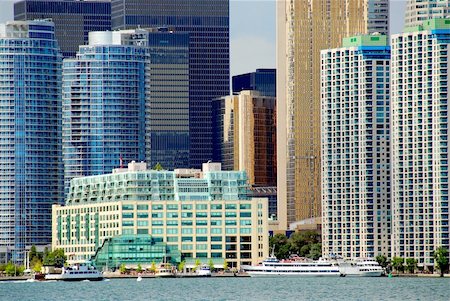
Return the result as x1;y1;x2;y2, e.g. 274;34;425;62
52;162;268;270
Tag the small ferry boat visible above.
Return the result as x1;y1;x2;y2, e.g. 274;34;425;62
196;265;212;277
338;258;383;277
241;255;341;277
155;263;176;278
44;263;103;281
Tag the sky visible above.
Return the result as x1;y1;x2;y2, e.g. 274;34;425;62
0;0;407;77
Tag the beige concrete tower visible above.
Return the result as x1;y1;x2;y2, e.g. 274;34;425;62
276;0;389;229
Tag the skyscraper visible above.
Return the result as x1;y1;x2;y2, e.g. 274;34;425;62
14;0;111;57
111;0;230;168
404;0;450;27
391;18;450;270
212;91;276;187
276;0;389;229
62;30;147;190
321;35;391;259
145;31;190;170
63;28;190;190
0;20;63;263
232;69;276;97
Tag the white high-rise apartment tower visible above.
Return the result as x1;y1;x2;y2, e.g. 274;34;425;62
405;0;450;28
391;18;450;269
321;35;391;259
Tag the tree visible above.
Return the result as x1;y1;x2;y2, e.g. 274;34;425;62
269;233;289;259
31;258;43;273
4;262;24;276
376;255;389;269
193;259;201;271
136;264;142;273
223;259;228;271
405;258;417;274
119;264;127;274
149;261;157;273
391;257;405;274
43;248;67;267
434;247;449;277
153;163;164;171
307;243;322;260
29;245;38;261
208;259;215;272
178;260;186;273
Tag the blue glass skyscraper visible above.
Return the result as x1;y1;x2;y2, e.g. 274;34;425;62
111;0;230;168
62;31;147;190
0;20;63;263
14;0;112;58
232;69;276;97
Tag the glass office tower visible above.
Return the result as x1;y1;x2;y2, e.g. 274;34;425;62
62;31;147;191
14;0;111;58
232;69;276;97
111;0;230;168
0;20;63;263
146;32;190;170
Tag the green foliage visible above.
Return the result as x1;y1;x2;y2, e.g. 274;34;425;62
31;257;43;273
0;263;6;272
119;264;127;274
376;255;389;269
136;264;142;273
43;248;67;268
177;260;186;272
391;257;405;273
405;258;418;274
29;245;38;261
153;163;164;171
4;262;25;276
193;259;201;271
223;259;228;271
434;247;449;277
208;259;215;271
149;261;157;273
269;231;321;259
307;243;322;260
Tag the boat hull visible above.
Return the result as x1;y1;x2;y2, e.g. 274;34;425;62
246;271;341;277
44;275;103;281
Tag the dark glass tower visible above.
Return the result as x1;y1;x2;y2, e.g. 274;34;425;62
232;69;276;97
14;0;111;58
111;0;230;168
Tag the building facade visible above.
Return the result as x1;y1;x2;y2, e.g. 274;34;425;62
62;30;147;192
14;0;111;58
52;162;268;269
145;31;190;170
111;0;230;168
232;69;276;97
276;0;389;229
391;19;450;268
212;91;277;187
321;35;391;259
404;0;449;28
0;20;63;263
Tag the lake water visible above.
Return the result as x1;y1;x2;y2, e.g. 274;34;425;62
1;277;449;301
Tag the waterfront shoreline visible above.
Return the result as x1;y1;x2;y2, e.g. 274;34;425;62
2;273;450;282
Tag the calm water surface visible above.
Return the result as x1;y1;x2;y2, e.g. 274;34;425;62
1;277;449;301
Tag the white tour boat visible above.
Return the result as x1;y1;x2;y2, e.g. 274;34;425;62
338;258;383;277
241;255;341;277
44;263;103;281
196;265;212;277
155;263;176;278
